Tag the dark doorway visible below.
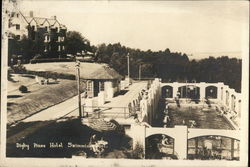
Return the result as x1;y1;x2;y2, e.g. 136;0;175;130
162;86;173;98
145;134;176;159
93;80;99;97
178;85;200;99
205;86;217;99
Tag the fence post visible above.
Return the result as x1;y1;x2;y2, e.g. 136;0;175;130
124;107;126;118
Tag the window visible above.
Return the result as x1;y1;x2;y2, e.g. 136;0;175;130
16;35;20;40
16;24;20;30
58;36;60;42
62;46;65;50
16;13;19;18
87;81;93;92
99;81;105;91
61;36;64;41
58;45;61;51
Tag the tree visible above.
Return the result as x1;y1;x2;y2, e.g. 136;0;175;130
19;85;28;93
65;31;92;55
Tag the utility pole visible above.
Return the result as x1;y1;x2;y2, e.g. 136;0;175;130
127;53;130;84
75;60;82;118
139;64;141;81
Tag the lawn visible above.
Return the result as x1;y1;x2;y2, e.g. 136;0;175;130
7;74;82;125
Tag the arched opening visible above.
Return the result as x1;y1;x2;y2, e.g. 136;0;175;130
161;85;173;98
205;86;218;99
226;91;229;106
145;134;177;159
231;95;236;111
188;135;240;160
177;85;200;99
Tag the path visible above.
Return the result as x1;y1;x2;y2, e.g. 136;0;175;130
22;81;147;122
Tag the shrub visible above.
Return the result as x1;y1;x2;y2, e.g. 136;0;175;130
30;58;74;64
19;85;28;93
12;64;26;74
130;142;144;159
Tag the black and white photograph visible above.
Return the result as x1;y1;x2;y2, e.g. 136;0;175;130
1;0;249;166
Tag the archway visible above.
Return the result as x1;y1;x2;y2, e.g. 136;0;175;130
231;95;236;111
205;86;218;99
226;91;229;106
145;134;176;159
177;85;200;99
188;135;240;160
161;85;173;98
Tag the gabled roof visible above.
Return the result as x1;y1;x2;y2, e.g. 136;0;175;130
24;62;123;80
21;14;65;28
47;18;57;26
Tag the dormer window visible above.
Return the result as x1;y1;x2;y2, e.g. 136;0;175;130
44;35;48;42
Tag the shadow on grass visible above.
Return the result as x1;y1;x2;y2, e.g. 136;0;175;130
6;118;132;158
7;95;23;98
21;74;35;79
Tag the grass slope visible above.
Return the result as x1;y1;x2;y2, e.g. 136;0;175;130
7;80;78;125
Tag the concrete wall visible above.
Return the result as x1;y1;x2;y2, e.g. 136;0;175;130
138;78;161;125
161;82;241;120
130;124;240;160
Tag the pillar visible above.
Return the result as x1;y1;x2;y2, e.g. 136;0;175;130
98;91;105;106
173;82;179;98
174;125;188;159
139;99;148;123
231;138;234;160
217;82;224;101
105;81;114;100
131;124;146;153
84;98;94;113
200;82;206;100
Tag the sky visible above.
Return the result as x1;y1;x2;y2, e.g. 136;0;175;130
17;0;249;59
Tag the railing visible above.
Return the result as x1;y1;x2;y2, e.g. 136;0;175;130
82;105;141;119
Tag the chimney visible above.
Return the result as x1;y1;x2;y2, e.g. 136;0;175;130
51;16;56;20
29;11;34;17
